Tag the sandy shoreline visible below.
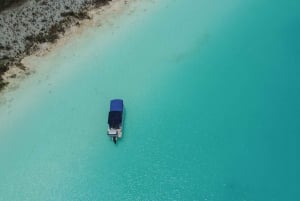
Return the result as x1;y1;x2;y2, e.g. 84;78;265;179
0;0;134;93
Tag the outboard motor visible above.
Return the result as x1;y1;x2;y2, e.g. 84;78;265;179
113;137;117;144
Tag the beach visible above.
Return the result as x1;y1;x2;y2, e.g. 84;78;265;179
0;0;134;91
1;0;138;94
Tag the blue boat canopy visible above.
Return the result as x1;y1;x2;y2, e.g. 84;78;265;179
110;99;123;112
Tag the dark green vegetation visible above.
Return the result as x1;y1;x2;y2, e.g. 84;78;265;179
0;0;26;12
0;59;8;89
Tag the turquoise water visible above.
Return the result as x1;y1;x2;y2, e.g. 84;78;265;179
1;0;300;200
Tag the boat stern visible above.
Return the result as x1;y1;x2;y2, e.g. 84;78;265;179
107;128;122;138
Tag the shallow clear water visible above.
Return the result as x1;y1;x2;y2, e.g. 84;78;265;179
0;0;300;200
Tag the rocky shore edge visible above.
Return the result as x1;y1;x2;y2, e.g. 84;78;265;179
0;0;115;91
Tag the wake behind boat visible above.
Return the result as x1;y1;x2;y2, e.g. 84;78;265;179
107;99;124;144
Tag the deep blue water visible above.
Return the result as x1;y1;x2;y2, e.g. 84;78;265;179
0;0;299;200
